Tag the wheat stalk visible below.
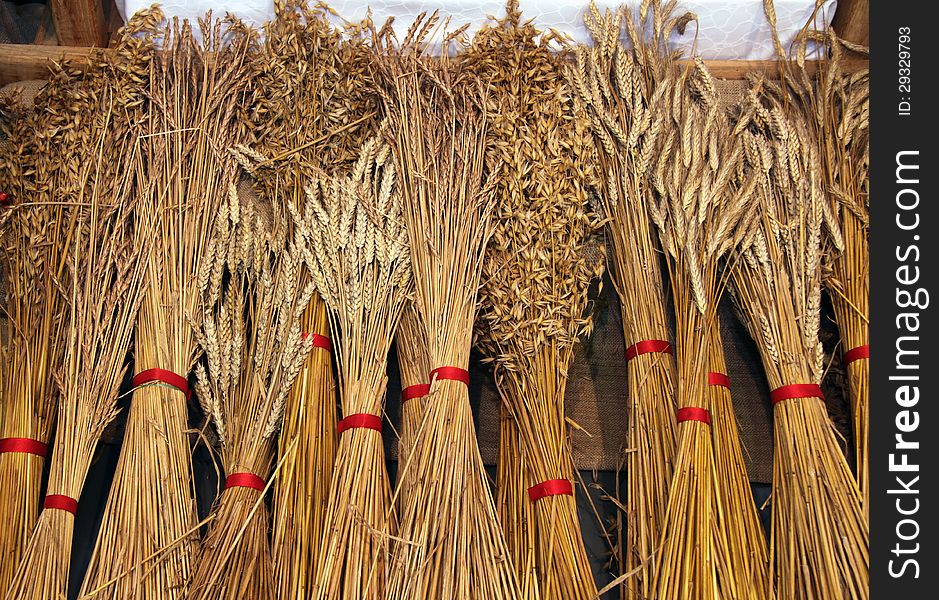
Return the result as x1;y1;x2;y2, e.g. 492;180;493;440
188;186;314;600
775;18;870;517
646;56;770;599
290;135;412;599
728;80;868;599
376;13;521;598
393;303;429;508
569;4;681;595
78;17;257;600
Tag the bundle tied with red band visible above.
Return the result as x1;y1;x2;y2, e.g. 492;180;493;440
301;332;333;352
769;383;825;406
625;339;672;361
224;472;266;492
43;494;79;515
527;479;574;502
843;344;869;365
429;366;470;386
676;407;712;425
337;414;383;434
401;383;431;403
0;438;49;458
132;368;191;400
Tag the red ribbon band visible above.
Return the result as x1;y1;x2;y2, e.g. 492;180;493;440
770;383;825;405
0;437;48;457
133;368;191;400
677;406;712;425
625;339;672;361
224;472;266;492
337;413;383;434
528;479;574;502
429;366;470;386
302;332;332;352
707;372;731;388
843;344;870;365
43;494;78;514
401;383;431;403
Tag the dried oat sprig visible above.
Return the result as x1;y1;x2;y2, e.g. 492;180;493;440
187;187;314;600
464;4;604;598
290;136;411;600
2;12;158;597
729;81;867;600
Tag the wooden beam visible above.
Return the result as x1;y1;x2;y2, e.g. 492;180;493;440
50;0;107;46
0;44;100;86
832;0;869;47
1;43;871;88
702;59;869;80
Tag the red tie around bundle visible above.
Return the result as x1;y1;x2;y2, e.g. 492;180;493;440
0;437;48;457
429;366;470;386
677;407;711;425
707;372;731;389
302;332;332;352
133;368;191;401
401;383;431;403
43;494;79;515
337;413;383;434
769;383;825;406
625;339;672;361
843;344;870;365
224;472;266;492
528;479;574;502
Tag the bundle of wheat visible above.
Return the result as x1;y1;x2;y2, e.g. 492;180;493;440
240;5;386;592
4;15;159;597
394;304;429;508
645;58;769;599
78;19;256;600
728;81;868;598
569;3;680;594
0;55;88;595
767;14;870;515
465;4;604;598
289;135;411;599
188;188;314;600
376;13;520;598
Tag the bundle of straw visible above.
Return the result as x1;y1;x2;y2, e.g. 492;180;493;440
241;6;384;592
377;14;520;597
79;19;256;600
495;410;542;599
188;190;314;600
394;304;429;507
772;21;870;515
570;4;680;594
645;59;769;599
0;59;88;594
4;17;159;597
728;82;868;599
465;4;604;598
290;136;411;599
